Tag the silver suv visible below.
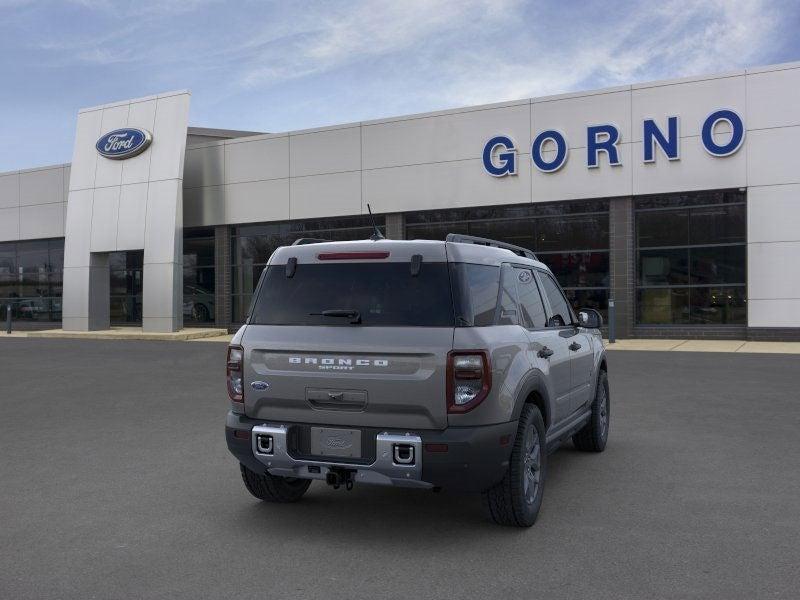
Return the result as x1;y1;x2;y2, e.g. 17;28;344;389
225;234;609;527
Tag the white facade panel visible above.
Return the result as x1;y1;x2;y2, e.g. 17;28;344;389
290;171;361;219
748;241;800;300
69;109;104;191
748;299;800;327
143;178;181;264
142;262;180;318
116;183;148;250
746;68;800;130
19;167;64;206
747;184;800;243
149;94;191;182
364;158;531;214
534;90;631;147
121;99;157;185
632;139;747;195
746;126;800;187
362;103;530;169
290;126;360;177
0;207;19;240
532;144;632;202
63;189;93;268
225;178;290;224
61;266;90;318
19;202;64;240
94;104;129;189
0;173;19;209
89;186;120;252
225;136;289;184
631;75;746;141
63;166;70;201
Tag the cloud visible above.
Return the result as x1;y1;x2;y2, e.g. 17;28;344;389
234;0;522;88
429;0;784;106
0;0;795;170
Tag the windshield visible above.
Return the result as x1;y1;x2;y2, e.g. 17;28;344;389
249;262;454;326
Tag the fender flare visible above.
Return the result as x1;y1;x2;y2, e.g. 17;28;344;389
510;369;553;430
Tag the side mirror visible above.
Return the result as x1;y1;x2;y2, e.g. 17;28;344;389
577;308;603;329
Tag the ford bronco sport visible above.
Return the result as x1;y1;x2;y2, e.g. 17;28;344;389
225;233;609;527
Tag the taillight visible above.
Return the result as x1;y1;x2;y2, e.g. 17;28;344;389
227;345;244;407
447;350;491;413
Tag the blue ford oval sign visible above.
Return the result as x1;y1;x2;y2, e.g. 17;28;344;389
95;128;152;160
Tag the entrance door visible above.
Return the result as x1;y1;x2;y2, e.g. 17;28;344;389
109;251;143;325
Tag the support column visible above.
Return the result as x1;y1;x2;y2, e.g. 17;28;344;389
214;225;232;330
608;197;634;339
63;252;110;331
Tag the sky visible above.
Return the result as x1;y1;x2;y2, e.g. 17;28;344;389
0;0;798;171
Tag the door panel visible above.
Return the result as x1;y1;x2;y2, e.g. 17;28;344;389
525;328;572;424
569;330;595;412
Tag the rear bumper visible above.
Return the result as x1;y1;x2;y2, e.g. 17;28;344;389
225;412;517;493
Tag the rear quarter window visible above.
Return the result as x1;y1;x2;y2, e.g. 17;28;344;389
450;263;501;326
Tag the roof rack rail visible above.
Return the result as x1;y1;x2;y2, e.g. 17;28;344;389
292;238;330;246
445;233;537;261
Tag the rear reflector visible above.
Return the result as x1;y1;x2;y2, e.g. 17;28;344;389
233;429;250;440
424;443;449;453
318;251;390;260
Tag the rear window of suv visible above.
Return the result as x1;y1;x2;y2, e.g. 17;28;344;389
249;263;454;327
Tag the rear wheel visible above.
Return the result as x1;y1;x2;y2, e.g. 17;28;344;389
572;370;610;452
240;464;311;503
482;404;546;527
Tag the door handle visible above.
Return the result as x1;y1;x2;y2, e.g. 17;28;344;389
537;346;554;359
569;342;582;351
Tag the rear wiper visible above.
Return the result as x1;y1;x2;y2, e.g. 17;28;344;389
310;309;362;324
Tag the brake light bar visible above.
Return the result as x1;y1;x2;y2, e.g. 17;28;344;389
317;252;390;260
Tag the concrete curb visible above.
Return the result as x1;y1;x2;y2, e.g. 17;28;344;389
604;339;800;354
12;327;229;341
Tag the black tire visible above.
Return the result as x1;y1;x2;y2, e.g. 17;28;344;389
572;370;610;452
482;404;546;527
240;464;311;503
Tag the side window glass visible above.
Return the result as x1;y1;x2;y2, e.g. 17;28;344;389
515;268;547;329
466;264;500;326
496;264;518;325
539;272;573;327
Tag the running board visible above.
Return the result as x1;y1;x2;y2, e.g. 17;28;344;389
545;409;591;453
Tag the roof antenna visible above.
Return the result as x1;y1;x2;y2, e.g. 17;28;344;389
366;203;385;241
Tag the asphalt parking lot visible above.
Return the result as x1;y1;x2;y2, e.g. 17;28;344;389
1;339;798;599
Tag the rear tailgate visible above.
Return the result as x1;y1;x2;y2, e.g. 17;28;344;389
242;325;453;429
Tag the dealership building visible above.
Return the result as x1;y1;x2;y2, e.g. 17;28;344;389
1;60;799;339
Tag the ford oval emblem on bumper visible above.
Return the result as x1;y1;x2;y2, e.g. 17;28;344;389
251;381;269;391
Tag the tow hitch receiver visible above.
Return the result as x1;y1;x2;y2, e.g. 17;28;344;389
326;467;357;491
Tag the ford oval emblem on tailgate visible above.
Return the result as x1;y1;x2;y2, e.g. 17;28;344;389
251;381;269;390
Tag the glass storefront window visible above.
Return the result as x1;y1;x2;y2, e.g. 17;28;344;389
183;228;216;325
405;201;611;319
0;238;64;322
109;250;143;325
635;190;746;325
